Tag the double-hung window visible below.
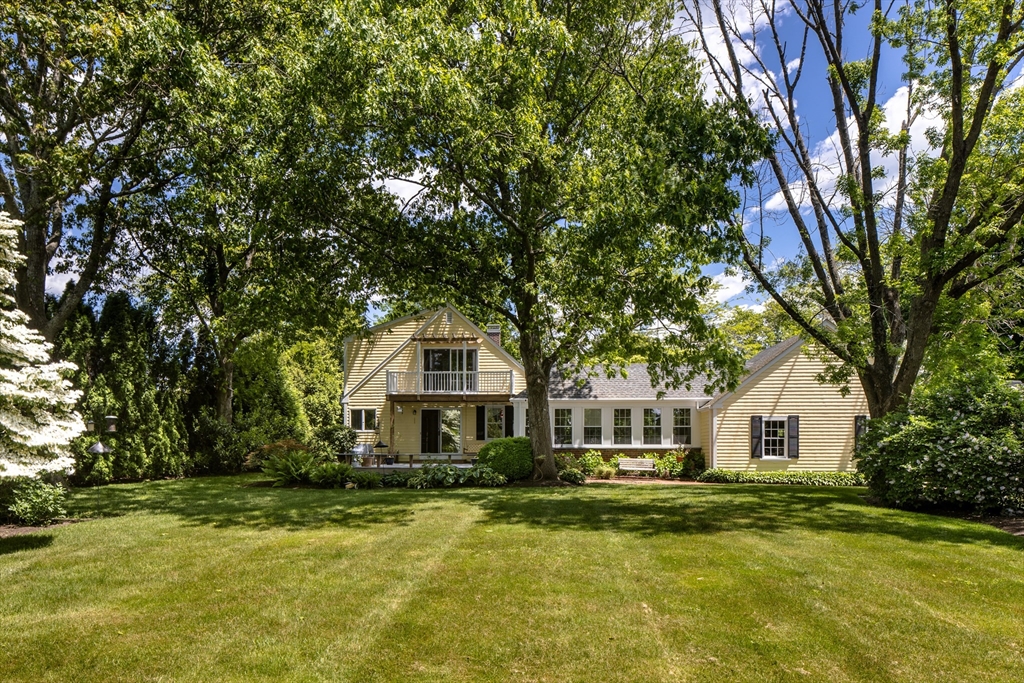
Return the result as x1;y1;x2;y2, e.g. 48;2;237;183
643;408;662;445
486;406;505;440
763;417;787;457
554;408;573;445
583;408;602;445
672;408;692;445
613;409;632;445
351;408;376;431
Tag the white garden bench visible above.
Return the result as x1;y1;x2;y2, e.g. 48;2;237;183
617;457;657;472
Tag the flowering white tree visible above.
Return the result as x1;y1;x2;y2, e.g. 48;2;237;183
0;212;85;477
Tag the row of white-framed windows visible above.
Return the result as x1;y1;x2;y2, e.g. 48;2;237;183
673;408;692;445
613;409;632;444
554;408;573;445
351;408;376;431
583;408;602;445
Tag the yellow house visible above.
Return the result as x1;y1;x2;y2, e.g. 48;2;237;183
342;306;525;463
705;337;869;471
344;305;868;471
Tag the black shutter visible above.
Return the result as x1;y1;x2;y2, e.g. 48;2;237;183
505;405;514;437
787;415;800;458
476;405;486;441
750;416;763;458
854;415;868;451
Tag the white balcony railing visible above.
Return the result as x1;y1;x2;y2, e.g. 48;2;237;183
387;370;515;396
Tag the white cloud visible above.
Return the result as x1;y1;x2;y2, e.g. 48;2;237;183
712;271;748;302
45;271;76;296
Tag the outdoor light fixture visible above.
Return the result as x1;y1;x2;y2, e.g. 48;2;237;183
86;419;96;433
397;405;403;414
87;442;113;454
105;416;118;433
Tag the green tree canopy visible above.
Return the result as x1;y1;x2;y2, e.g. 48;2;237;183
313;0;765;478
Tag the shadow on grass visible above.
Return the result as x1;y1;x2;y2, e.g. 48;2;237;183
0;534;54;555
68;475;1024;550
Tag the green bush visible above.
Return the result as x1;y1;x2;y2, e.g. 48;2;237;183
4;479;68;525
381;471;415;488
856;377;1024;512
310;462;355;488
408;464;465;489
697;469;866;487
477;437;533;481
651;449;706;480
350;471;382;489
559;468;586;485
577;450;605;475
461;465;507;487
261;448;319;486
593;464;616;480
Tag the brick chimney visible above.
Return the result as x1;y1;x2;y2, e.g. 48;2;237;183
486;324;501;346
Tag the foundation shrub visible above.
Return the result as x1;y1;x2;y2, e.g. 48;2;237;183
697;469;866;486
477;437;533;481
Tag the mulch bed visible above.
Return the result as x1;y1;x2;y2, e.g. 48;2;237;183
0;520;77;539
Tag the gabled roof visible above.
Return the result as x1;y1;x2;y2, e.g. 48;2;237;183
513;363;712;401
743;336;803;375
709;336;803;408
342;304;523;401
511;336;805;404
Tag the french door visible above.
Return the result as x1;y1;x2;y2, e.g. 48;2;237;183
422;348;477;392
420;408;462;454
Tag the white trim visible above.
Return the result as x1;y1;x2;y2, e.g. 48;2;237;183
760;415;789;459
711;407;718;468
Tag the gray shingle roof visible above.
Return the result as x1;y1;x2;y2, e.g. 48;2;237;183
514;363;713;401
512;337;804;401
744;336;802;375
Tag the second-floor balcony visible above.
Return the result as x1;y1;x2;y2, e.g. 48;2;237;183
386;370;515;399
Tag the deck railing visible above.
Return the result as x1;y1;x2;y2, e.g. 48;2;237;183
387;370;514;395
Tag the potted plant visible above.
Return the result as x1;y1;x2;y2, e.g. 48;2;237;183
384;455;395;466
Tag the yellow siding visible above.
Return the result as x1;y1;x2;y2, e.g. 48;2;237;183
343;308;524;452
713;345;868;471
698;409;712;467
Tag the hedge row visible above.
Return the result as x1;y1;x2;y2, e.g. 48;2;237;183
697;468;866;487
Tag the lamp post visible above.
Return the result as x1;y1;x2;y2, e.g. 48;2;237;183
374;439;388;468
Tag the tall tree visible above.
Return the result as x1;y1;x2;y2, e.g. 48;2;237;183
0;0;310;339
128;1;375;424
322;0;764;478
685;0;1024;416
0;212;84;477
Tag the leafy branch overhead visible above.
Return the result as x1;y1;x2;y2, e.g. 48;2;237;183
687;0;1024;416
307;0;767;477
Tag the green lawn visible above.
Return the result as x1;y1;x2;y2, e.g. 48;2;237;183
2;476;1023;682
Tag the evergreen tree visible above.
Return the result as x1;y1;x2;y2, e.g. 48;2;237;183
0;212;85;477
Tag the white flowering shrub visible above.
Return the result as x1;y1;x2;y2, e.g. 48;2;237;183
0;212;85;478
856;376;1024;513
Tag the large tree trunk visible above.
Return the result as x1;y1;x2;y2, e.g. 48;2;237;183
520;328;558;481
216;356;235;425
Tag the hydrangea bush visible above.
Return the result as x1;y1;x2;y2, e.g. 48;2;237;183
855;377;1024;513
